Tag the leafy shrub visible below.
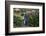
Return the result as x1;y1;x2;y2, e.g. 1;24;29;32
28;14;39;27
13;16;23;27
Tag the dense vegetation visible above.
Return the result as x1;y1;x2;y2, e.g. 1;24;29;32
28;14;39;27
13;8;39;27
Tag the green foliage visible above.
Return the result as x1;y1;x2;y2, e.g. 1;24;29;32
21;13;24;16
13;16;23;27
28;14;39;27
13;8;39;27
